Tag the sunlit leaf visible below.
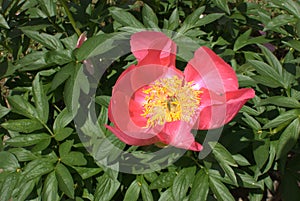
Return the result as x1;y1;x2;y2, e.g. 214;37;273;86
55;163;74;199
276;118;300;159
124;180;141;201
94;173;120;201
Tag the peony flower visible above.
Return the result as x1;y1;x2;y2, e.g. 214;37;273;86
106;31;255;151
76;32;87;48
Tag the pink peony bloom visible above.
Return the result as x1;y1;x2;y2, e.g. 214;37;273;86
106;31;255;151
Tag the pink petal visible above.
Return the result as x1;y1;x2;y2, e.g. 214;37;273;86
129;87;148;127
106;125;159;146
196;88;255;129
76;32;87;48
184;46;238;93
108;65;182;140
113;64;183;96
108;90;157;138
131;31;177;68
157;121;203;151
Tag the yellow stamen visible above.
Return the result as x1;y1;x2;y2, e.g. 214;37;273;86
142;76;202;127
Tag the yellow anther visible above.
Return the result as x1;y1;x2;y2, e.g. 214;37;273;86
141;76;202;127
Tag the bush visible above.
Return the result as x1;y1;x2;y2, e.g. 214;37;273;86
0;0;300;200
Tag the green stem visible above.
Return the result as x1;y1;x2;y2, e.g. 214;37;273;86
59;0;81;36
53;104;62;113
40;121;55;137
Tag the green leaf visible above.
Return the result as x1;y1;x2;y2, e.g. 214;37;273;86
55;163;74;199
1;119;44;133
264;14;297;31
276;118;300;159
94;173;120;201
95;95;111;108
283;39;300;52
234;29;252;51
272;0;300;18
249;190;264;201
62;151;87;166
144;172;158;183
109;7;144;28
61;34;78;50
72;167;102;180
158;188;173;201
37;0;56;17
262;141;276;174
142;4;159;28
263;109;300;129
22;158;54;182
172;167;196;200
44;49;73;66
75;33;119;61
168;8;180;30
240;105;262;116
139;176;154;201
8;148;38;162
178;6;205;34
212;0;230;14
13;178;36;201
6;133;51;147
209;175;235;201
252;75;281;88
7;95;38;119
258;96;300;108
53;108;73;131
232;154;250;166
189;169;209;201
51;63;74;91
242;113;261;130
42;171;59;201
15;49;73;71
124;180;141;201
0;14;10;29
210;142;237;185
63;62;81;112
258;43;283;75
253;139;270;169
0;104;10;118
15;50;48;72
236;170;264;189
0;172;18;201
32;137;51;152
210;142;237;167
0;151;20;172
59;140;73;156
54;127;73;141
195;13;224;27
21;29;64;50
149;172;177;189
248;60;285;88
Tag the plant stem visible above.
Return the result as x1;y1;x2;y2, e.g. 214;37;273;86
59;0;82;36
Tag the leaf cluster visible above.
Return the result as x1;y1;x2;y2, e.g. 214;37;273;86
1;0;300;200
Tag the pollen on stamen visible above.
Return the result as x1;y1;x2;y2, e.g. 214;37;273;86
141;75;202;127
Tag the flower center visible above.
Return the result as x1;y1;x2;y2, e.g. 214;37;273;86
142;75;202;127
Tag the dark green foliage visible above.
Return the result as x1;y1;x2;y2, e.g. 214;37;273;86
0;0;300;200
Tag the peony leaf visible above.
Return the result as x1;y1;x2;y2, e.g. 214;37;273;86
94;173;120;201
188;168;209;201
209;175;235;201
276;118;300;160
55;163;74;199
42;171;59;201
172;167;196;200
124;180;141;201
